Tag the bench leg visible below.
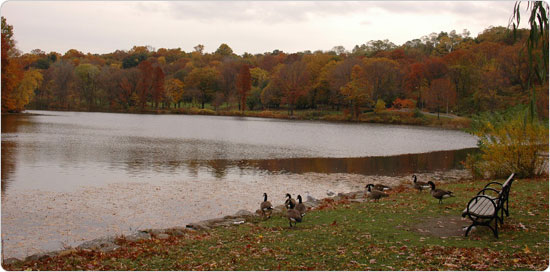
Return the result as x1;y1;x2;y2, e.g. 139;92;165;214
493;218;499;239
504;199;510;217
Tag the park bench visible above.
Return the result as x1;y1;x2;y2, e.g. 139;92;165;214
462;173;515;238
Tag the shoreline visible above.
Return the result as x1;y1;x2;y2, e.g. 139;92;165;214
21;108;472;130
2;169;471;263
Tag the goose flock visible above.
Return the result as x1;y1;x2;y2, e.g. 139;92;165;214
261;174;455;228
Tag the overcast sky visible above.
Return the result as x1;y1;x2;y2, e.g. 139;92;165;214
1;1;527;55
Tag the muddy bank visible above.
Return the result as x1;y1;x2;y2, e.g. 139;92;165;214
1;170;470;261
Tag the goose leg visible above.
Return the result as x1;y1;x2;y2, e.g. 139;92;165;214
464;224;475;237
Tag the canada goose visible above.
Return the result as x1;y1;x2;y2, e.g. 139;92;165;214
427;181;454;204
412;175;431;192
285;193;297;209
373;184;391;191
365;184;389;202
260;193;273;218
286;199;302;228
295;195;307;217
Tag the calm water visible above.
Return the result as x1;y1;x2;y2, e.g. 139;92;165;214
2;110;478;193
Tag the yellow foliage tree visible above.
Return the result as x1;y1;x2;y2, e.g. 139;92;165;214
339;65;371;119
467;107;549;178
374;99;386;114
165;78;184;108
13;69;43;111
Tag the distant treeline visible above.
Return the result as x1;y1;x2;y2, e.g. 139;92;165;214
2;17;548;118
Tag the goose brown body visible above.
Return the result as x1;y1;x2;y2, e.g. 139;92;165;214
366;184;389;202
295;195;307;217
260;193;273;218
427;181;454;203
373;184;391;191
286;200;302;227
412;175;430;192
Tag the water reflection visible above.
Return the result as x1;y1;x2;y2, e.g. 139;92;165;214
235;148;477;176
1;115;25;193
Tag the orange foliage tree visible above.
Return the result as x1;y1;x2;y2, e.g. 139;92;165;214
1;17;24;112
426;77;456;118
272;60;311;116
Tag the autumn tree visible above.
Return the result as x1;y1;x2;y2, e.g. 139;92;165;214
362;57;401;103
1;17;24;112
151;66;165;109
304;52;333;109
404;63;425;108
272;60;311;116
236;64;251;111
164;78;184;108
217;60;239;108
327;58;361;110
185;66;220;109
339;65;372;119
135;60;154;110
13;69;43;111
426;77;455;119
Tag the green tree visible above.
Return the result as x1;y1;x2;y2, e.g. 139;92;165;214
215;43;234;56
75;63;100;110
511;1;549;120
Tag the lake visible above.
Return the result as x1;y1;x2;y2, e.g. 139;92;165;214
1;110;478;258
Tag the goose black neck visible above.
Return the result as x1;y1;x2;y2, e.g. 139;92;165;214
297;195;302;203
264;194;267;202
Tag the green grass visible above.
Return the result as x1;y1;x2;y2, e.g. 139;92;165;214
5;178;548;270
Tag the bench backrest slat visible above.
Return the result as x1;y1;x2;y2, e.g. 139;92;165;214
502;173;515;188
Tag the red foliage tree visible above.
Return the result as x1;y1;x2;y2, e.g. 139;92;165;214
152;66;165;109
236;64;251;111
137;60;154;111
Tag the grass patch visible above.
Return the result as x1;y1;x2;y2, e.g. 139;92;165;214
5;178;548;270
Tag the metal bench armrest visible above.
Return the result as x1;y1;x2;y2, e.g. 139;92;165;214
477;187;501;197
484;181;503;189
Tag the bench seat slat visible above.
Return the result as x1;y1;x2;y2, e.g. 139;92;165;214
464;197;495;217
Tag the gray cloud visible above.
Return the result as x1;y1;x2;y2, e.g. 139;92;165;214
0;1;523;55
137;1;514;25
